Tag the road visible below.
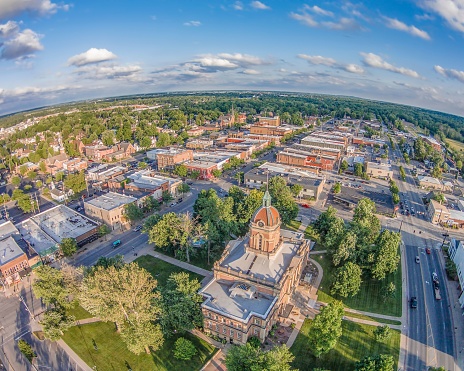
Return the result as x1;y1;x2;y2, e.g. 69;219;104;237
390;144;456;371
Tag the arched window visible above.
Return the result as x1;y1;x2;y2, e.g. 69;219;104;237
258;234;263;250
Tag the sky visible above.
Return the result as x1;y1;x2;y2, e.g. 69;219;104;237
1;0;464;117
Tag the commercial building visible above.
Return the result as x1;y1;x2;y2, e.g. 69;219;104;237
86;164;127;182
125;170;182;199
277;147;337;172
300;136;345;151
249;125;293;137
62;158;88;172
244;162;325;200
186;139;214;149
257;116;281;126
45;153;69;175
365;162;393;179
0;236;29;287
427;199;451;224
84;192;138;230
200;192;310;344
418;176;443;191
155;148;194;170
447;239;464;307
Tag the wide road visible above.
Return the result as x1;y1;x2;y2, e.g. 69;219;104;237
391;144;455;371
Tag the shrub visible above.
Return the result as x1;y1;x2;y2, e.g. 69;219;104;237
17;340;36;363
173;337;197;360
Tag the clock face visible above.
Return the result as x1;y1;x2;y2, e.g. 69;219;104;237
258;221;264;227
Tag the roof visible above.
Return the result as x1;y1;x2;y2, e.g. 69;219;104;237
449;209;464;221
128;170;180;190
0;220;19;239
86;191;137;210
0;236;25;266
16;218;58;257
219;230;304;284
366;162;392;171
418;176;442;185
201;279;278;321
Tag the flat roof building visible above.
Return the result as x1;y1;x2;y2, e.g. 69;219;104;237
0;236;29;287
418;176;443;191
365;161;393;180
300;136;345;151
85;192;137;230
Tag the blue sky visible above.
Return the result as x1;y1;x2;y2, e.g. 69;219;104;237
1;0;464;116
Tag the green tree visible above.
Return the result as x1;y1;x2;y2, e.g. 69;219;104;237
17;340;36;362
371;230;401;280
101;130;115;146
41;308;75;341
174;164;188;177
433;193;446;204
340;160;348;173
354;162;364;177
264;176;298;225
212;169;222;178
123;202;143;222
142;195;160;213
138;161;148;169
142;214;161;233
39;161;46;173
381;282;396;302
190;170;201;179
351;198;381;249
139;136;152;150
173;337;197;360
27;170;37;180
120;319;164;354
162;190;174;204
60;237;77;257
313;206;338;241
160;272;203;336
290;184;303;198
308;300;344;357
32;266;69;308
355;354;394;371
333;183;341;194
456;160;463;171
332;231;357;266
63;171;86;194
225;343;295;371
399;166;406;181
374;325;391;342
19;165;27;176
392;193;400;205
55;171;65;181
331;262;362;297
178;183;190;194
98;224;111;236
36;180;43;188
11;176;21;186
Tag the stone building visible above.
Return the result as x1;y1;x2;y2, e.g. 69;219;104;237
200;191;310;344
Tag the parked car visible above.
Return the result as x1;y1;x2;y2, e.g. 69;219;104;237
410;296;418;308
302;204;311;208
133;225;142;232
170;202;177;207
426;247;431;254
415;255;420;263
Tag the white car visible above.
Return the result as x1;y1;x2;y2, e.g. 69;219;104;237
170;202;177;207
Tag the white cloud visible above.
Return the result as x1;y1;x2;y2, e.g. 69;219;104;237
383;16;431;40
322;17;363;31
419;0;464;33
303;5;333;17
361;52;420;78
289;12;318;27
0;28;43;60
0;0;68;19
297;54;337;66
242;69;260;75
290;7;362;30
194;57;238;69
298;54;364;74
75;64;143;81
68;48;117;67
434;65;464;83
0;21;19;38
415;13;434;21
183;21;201;27
217;53;266;65
233;1;243;10
250;1;270;10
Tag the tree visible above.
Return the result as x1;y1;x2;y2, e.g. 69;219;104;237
324;217;346;254
162;190;174;204
60;237;77;257
456;160;463;171
381;282;396;302
79;263;162;337
102;130;115;146
331;262;362;297
212;169;222;178
307;300;344;357
351;198;381;248
174;164;188;177
17;340;36;363
340;160;348;173
392;193;400;205
98;224;111;236
36;180;43;188
371;230;401;280
27;170;37;180
178;183;190;194
55;171;64;181
225;343;295;371
355;354;394;371
32;266;69;308
39;161;47;173
11;176;21;186
190;170;201;179
333;183;341;194
173;337;197;360
92;255;125;270
40;308;75;341
142;195;160;213
120;319;164;354
19;165;27;176
123;202;143;222
354;162;364;177
374;325;391;342
264;176;298;225
433;193;446;204
332;231;357;266
63;171;86;194
313;206;338;241
138;161;148;169
290;184;303;198
139;136;152;150
160;272;203;335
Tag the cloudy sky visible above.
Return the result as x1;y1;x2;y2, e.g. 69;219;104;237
1;0;464;116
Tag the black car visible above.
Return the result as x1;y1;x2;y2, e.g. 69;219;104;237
410;297;418;308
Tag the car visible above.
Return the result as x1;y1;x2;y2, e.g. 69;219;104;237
302;204;310;208
426;247;431;254
410;296;418;308
112;240;121;248
170;202;177;207
432;272;439;283
178;198;183;203
415;255;420;263
133;225;142;232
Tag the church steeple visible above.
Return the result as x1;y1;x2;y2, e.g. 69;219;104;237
263;190;271;208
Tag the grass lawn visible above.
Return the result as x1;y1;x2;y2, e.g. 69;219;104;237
304;225;320;242
291;319;400;371
283;220;302;232
67;304;92;320
62;321;217;371
446;138;464;153
150;246;215;271
134;255;204;287
344;311;402;326
314;254;402;317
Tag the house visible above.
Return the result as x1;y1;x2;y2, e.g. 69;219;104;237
63;158;88;173
200;191;310;344
49;187;74;202
45;153;69;175
104;142;135;161
85;145;113;160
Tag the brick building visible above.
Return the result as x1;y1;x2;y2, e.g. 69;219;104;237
156;149;194;170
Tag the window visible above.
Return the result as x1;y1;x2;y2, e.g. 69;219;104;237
238;324;242;330
223;327;227;334
230;329;234;337
237;332;242;340
208;321;212;329
207;312;211;318
215;324;220;332
254;328;259;336
254;318;261;325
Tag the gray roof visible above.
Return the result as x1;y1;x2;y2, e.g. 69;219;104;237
86;191;137;210
0;236;25;266
220;231;304;284
0;220;19;239
201;279;278;321
245;168;322;189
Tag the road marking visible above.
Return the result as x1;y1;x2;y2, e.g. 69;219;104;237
13;330;30;341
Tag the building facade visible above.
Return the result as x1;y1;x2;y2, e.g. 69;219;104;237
200;191;310;344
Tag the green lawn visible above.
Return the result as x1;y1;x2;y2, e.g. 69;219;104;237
304;225;320;242
446;138;464;153
314;254;402;317
291;319;400;371
62;322;217;371
67;304;92;320
283;220;302;232
134;255;204;287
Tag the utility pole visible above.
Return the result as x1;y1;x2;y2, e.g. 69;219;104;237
34;192;40;213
